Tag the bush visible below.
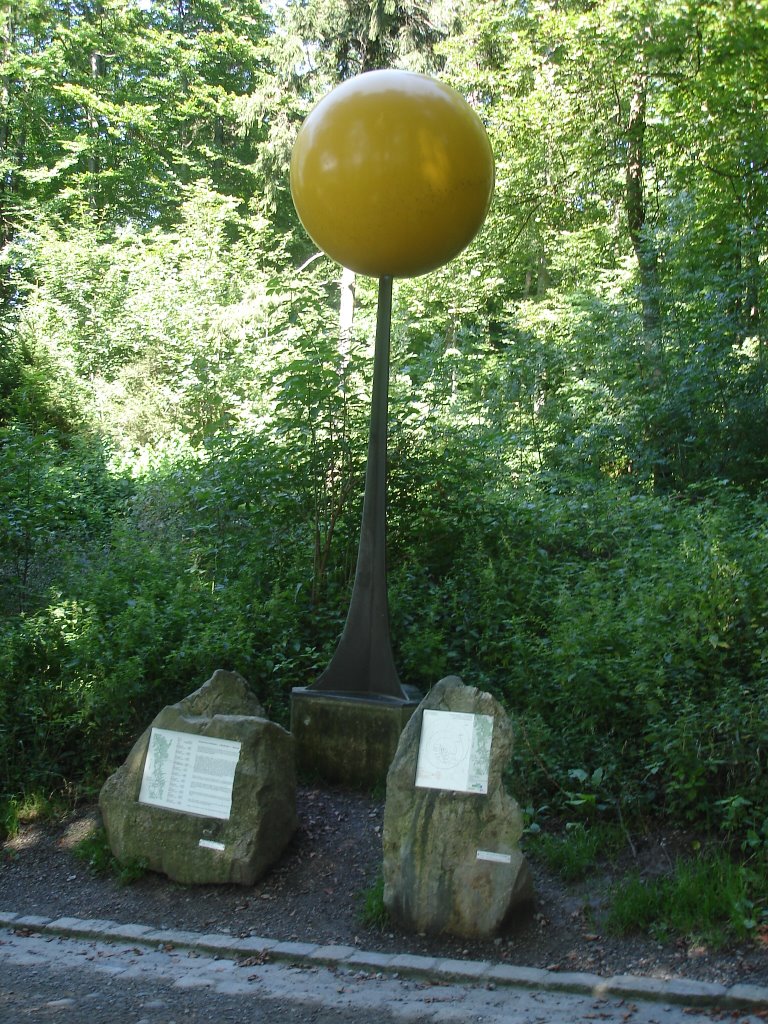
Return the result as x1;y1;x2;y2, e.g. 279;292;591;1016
392;477;768;837
1;404;767;853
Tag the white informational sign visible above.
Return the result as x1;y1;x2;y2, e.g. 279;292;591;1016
415;710;493;794
477;849;512;864
199;839;226;851
139;728;241;820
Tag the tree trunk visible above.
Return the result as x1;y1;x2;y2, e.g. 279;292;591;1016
626;66;671;489
0;3;15;305
88;50;106;212
625;69;662;350
339;265;356;363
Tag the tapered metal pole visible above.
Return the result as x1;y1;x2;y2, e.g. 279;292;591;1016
311;276;409;701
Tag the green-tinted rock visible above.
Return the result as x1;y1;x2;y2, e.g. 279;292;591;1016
383;676;533;937
99;669;296;886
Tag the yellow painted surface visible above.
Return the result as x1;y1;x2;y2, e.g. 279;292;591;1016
290;70;495;278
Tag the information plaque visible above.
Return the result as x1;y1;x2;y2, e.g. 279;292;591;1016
415;710;493;794
139;728;241;820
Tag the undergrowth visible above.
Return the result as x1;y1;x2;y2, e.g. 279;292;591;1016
359;872;389;930
525;822;625;883
1;793;68;843
2;432;768;860
73;827;148;886
607;850;768;948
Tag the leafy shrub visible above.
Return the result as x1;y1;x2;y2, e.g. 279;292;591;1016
1;386;767;854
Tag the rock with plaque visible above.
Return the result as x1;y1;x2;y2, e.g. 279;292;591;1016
382;676;533;937
99;669;297;886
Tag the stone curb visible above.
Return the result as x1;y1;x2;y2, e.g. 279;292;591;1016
2;911;767;1012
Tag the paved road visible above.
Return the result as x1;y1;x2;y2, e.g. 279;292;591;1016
1;929;763;1024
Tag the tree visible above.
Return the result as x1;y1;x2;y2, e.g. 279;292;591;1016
438;0;767;488
0;0;274;234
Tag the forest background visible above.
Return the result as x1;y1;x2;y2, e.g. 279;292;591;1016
1;0;767;931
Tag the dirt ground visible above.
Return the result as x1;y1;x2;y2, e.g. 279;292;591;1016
1;785;766;989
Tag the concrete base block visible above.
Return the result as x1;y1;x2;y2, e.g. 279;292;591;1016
291;688;419;790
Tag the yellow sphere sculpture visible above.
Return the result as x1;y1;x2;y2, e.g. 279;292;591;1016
290;70;495;279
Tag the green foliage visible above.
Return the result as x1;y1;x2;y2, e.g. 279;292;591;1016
73;827;148;885
0;424;345;798
606;851;768;948
0;334;84;436
0;425;125;613
0;0;767;891
2;0;273;233
526;823;625;884
2;423;767;848
0;792;63;842
1;801;18;842
359;872;389;930
11;192;288;450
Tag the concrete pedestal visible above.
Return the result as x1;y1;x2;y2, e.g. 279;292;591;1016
291;688;420;790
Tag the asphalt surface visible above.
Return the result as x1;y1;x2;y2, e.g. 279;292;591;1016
1;915;767;1024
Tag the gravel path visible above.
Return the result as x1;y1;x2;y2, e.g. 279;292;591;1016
2;926;767;1024
2;786;767;994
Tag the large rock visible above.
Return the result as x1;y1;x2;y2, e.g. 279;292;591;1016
99;669;297;886
383;676;533;937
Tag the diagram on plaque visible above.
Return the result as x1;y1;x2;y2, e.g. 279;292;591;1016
415;710;493;794
139;728;241;820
